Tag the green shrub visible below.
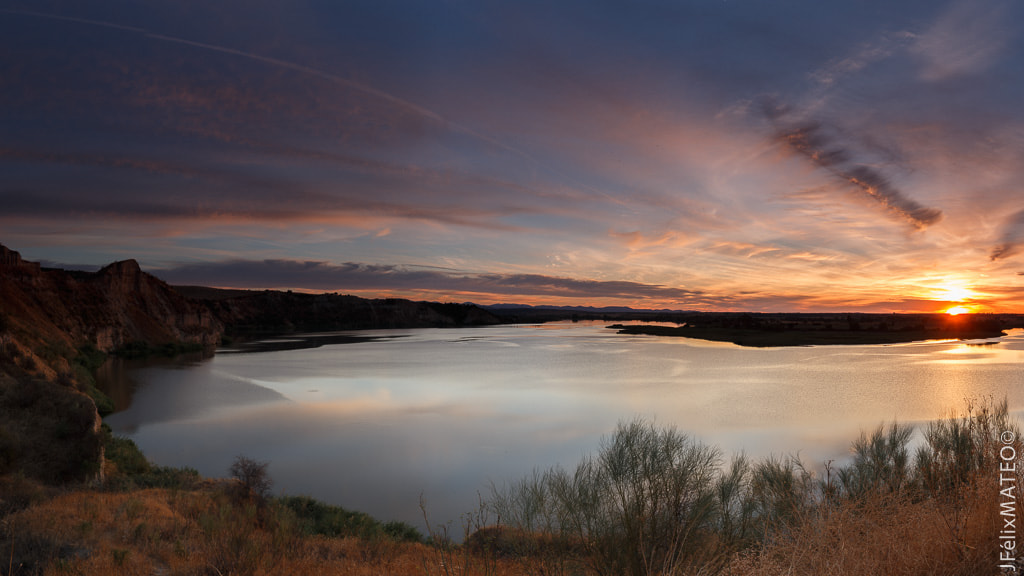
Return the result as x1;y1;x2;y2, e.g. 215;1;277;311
277;495;423;542
279;495;379;539
136;465;201;490
87;385;116;416
112;548;130;567
106;435;151;477
382;519;424;543
74;343;107;374
101;430;200;490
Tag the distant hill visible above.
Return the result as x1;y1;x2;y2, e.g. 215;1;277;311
172;285;258;301
179;286;501;334
484;303;695;314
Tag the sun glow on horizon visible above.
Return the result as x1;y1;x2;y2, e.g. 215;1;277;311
932;282;977;303
926;279;990;314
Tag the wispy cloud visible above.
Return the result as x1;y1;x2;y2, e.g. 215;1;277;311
809;33;908;89
0;185;533;233
990;209;1024;261
0;8;442;122
911;0;1012;82
0;146;209;177
0;7;566;178
6;1;1024;312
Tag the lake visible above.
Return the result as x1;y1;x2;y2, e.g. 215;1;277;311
101;321;1024;534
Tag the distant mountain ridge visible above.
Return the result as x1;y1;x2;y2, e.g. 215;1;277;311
183;286;501;334
484;303;695;314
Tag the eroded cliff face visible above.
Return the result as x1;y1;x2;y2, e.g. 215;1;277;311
0;245;222;356
92;259;221;350
0;245;222;484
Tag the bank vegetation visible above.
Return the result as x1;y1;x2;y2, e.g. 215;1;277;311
1;397;1017;575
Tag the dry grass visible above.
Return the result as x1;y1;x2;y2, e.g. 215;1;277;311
1;483;532;576
1;473;1014;576
729;455;1013;576
4;477;1009;576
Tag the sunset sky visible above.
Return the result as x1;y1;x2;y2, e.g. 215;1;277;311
4;0;1024;312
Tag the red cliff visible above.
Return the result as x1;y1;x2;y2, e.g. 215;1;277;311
0;245;222;483
0;246;222;357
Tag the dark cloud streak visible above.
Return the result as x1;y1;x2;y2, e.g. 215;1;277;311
155;259;707;302
0;187;528;231
767;109;942;229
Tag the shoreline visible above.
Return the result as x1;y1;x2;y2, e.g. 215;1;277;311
609;323;1008;347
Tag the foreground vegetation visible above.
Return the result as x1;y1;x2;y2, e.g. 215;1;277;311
1;398;1018;575
487;397;1019;575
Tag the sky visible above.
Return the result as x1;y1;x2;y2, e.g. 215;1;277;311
3;0;1024;312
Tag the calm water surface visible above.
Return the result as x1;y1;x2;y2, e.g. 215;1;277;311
102;321;1024;532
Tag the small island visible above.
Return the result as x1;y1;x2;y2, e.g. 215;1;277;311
609;311;1020;347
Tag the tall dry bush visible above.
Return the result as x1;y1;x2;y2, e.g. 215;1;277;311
734;396;1023;576
914;397;1022;566
490;398;1022;576
228;455;273;505
837;422;914;499
490;418;727;576
730;490;970;576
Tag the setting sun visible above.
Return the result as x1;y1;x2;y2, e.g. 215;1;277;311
946;306;971;315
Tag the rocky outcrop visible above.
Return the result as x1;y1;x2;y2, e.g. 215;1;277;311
0;244;40;272
92;259;221;350
0;244;222;484
0;245;222;355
